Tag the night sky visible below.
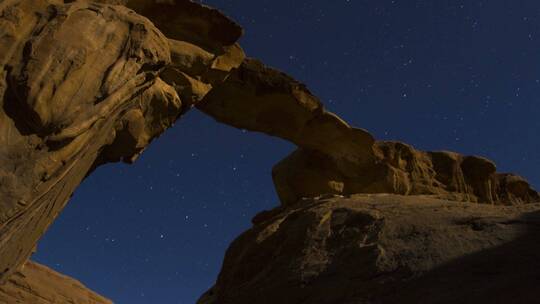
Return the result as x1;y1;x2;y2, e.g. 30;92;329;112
34;1;539;303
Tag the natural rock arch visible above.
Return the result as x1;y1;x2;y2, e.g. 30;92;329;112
0;0;538;302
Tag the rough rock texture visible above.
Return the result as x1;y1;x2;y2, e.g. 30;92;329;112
199;194;540;304
272;141;540;206
197;59;539;207
123;0;243;52
0;0;539;303
198;58;376;169
0;260;111;304
0;0;243;284
0;0;177;283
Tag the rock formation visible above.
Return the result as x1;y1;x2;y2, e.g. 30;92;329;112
0;260;112;303
198;59;539;206
198;195;540;304
0;0;243;286
0;0;538;303
272;141;539;206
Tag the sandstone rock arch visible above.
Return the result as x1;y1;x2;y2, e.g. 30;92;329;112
0;0;538;302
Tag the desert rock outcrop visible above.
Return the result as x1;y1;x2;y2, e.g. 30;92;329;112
198;59;538;206
0;1;538;303
272;141;539;206
0;0;242;284
199;194;540;304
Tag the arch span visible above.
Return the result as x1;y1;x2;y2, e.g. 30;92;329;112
0;0;537;294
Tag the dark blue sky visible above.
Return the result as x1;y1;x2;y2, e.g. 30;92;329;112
35;1;539;303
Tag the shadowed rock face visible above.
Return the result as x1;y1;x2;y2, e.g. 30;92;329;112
0;0;538;303
122;0;243;52
198;195;540;304
197;58;377;170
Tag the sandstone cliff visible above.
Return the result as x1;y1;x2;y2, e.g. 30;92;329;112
0;0;243;285
0;1;538;303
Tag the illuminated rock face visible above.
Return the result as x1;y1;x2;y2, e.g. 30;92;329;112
198;60;539;206
0;1;538;303
0;0;176;284
272;141;540;206
0;0;243;286
0;261;112;304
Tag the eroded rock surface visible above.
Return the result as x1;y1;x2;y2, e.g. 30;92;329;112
0;0;243;284
198;58;377;170
0;1;538;303
272;141;539;205
199;194;540;304
197;57;538;206
0;260;111;304
0;0;176;283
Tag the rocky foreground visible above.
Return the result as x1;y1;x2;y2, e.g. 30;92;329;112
199;195;540;304
0;0;538;303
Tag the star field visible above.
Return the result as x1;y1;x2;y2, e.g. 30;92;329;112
34;1;540;303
